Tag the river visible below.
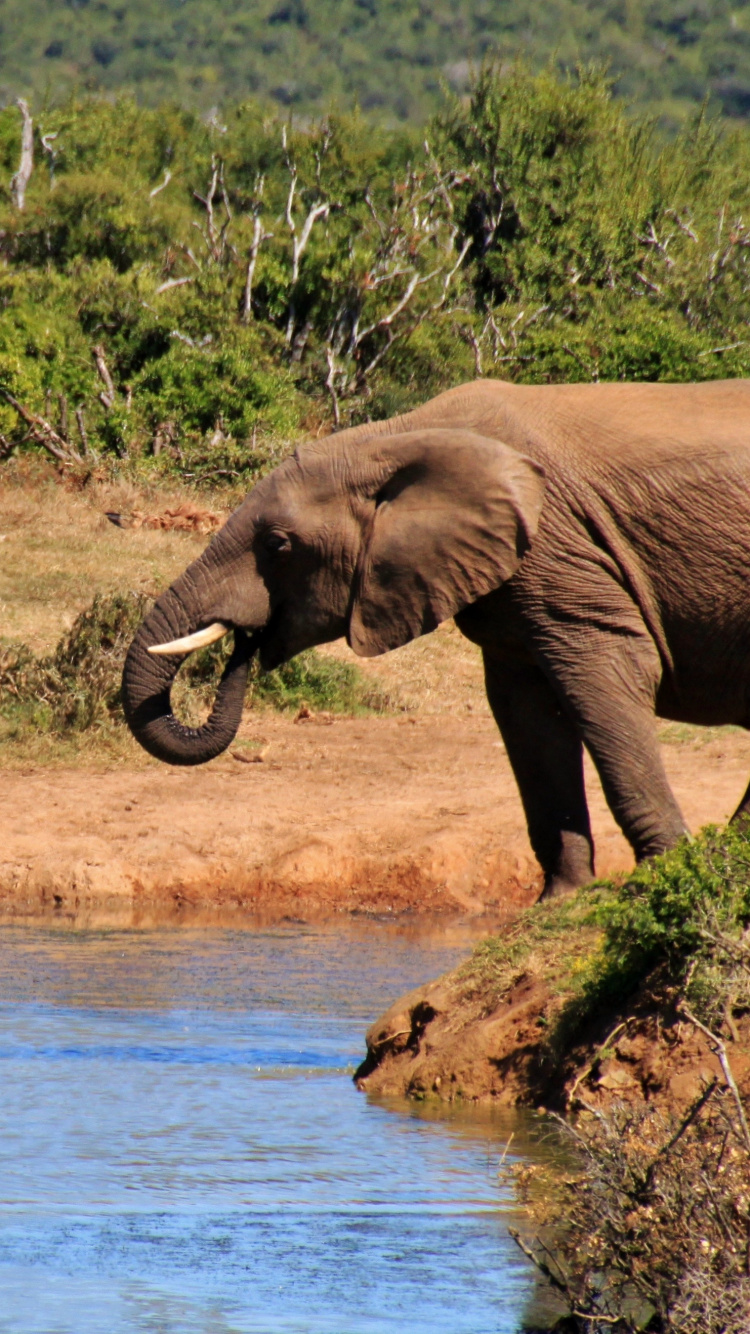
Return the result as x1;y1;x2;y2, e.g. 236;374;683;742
0;922;551;1333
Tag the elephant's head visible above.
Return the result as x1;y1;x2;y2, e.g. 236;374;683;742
121;427;545;765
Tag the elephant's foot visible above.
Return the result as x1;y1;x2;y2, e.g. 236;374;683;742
536;831;594;903
537;874;583;902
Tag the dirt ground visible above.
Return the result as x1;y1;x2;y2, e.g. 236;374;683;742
3;464;750;927
3;705;750;927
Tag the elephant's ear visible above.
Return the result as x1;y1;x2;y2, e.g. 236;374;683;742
348;428;546;657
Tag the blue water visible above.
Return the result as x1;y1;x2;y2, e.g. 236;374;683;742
0;924;546;1333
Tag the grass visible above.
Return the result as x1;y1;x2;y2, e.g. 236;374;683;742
459;892;603;1006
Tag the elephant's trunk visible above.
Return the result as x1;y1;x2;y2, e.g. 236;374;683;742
121;584;255;766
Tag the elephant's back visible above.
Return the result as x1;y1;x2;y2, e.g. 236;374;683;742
447;377;750;468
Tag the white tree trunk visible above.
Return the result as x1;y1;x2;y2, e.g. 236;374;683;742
10;99;33;211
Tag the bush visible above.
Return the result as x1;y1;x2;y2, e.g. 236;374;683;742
0;592;151;735
514;1087;750;1333
576;826;750;1032
182;632;388;715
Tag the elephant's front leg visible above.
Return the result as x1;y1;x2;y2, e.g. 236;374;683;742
482;650;595;898
538;628;689;865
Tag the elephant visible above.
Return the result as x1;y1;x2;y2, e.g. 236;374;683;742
122;377;750;898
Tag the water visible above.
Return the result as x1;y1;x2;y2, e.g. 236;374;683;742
0;924;548;1333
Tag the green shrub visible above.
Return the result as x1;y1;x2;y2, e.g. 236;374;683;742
134;333;299;443
583;826;750;1028
183;632;388;715
0;592;152;736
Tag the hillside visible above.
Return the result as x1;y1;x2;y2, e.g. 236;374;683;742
2;0;750;125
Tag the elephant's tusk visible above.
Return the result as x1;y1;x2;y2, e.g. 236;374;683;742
147;622;230;656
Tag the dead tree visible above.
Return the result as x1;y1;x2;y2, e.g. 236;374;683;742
241;175;273;324
193;157;235;265
0;388;83;465
10;99;33;211
92;344;116;411
321;156;471;424
282;125;334;345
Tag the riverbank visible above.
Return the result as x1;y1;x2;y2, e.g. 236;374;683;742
4;715;750;926
356;835;750;1121
361;830;750;1333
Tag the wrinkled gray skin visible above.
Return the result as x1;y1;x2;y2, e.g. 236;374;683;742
122;378;750;898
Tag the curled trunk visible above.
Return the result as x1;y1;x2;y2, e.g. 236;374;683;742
121;586;254;766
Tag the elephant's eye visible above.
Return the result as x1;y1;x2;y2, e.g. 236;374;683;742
264;531;291;555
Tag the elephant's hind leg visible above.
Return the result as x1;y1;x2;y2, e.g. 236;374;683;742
482;651;595;899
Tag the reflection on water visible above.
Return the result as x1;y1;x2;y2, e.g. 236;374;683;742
0;924;547;1333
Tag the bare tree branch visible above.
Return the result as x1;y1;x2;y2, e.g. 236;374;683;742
155;277;195;295
282;127;333;343
149;169;172;199
193;157;234;264
40;129;59;184
242;175;273;324
92;344;116;410
75;406;93;458
679;1003;750;1152
0;387;83;464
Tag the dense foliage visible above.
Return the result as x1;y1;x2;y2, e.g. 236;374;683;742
1;67;750;482
2;0;750;126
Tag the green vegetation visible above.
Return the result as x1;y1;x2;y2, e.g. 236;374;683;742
182;627;388;714
467;825;750;1039
2;0;750;126
585;827;750;1030
0;590;387;754
1;66;750;484
0;591;150;736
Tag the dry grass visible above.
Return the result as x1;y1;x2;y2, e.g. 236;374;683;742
0;462;224;653
319;620;490;717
